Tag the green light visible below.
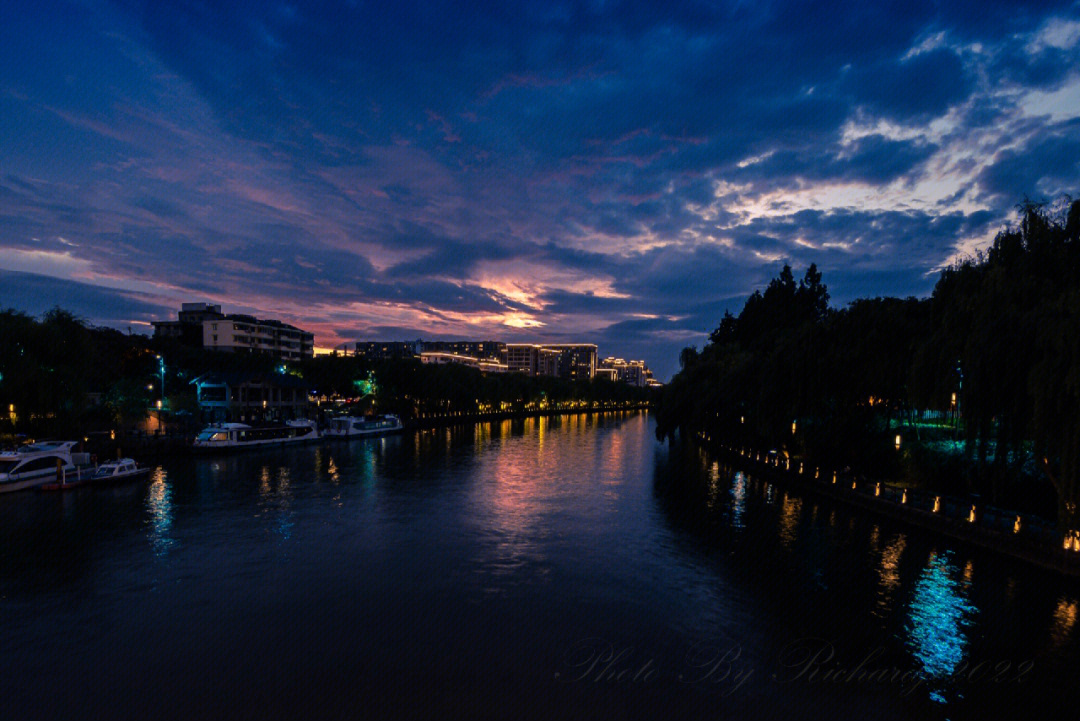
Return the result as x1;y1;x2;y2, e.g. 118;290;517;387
352;371;378;397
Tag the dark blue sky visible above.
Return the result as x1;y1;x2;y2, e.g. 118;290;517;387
2;1;1079;378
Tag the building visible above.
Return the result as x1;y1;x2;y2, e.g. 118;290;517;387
505;344;561;377
544;344;598;381
353;341;420;361
420;340;505;361
419;351;508;373
599;357;650;387
153;303;314;360
595;368;618;383
152;302;222;346
505;343;596;380
203;316;313;361
191;371;312;424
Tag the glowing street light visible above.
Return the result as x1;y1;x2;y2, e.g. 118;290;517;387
895;434;902;450
156;355;166;410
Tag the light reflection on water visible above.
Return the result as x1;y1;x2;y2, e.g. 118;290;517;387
777;492;802;549
145;468;174;557
1052;597;1079;645
729;470;746;530
904;550;976;703
6;414;1080;720
876;533;906;617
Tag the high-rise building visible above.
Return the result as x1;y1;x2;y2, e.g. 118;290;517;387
544;344;597;381
599;357;649;387
505;343;596;380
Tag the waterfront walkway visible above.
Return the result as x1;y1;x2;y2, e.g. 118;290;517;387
697;433;1080;577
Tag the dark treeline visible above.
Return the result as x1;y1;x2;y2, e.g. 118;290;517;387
0;311;649;438
656;198;1080;531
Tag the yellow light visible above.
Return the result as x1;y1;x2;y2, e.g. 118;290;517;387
740;416;744;424
933;496;941;513
968;505;977;523
895;434;901;450
156;399;163;410
110;430;116;441
875;483;881;497
851;481;857;490
1014;516;1022;534
792;421;797;434
832;471;837;484
8;404;13;413
901;489;907;504
951;392;957;406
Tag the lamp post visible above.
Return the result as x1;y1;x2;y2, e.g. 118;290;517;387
157;355;165;409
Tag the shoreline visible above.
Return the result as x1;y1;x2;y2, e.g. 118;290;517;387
99;405;652;457
694;434;1080;578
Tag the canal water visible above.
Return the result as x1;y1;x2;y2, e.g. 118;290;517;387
2;412;1078;720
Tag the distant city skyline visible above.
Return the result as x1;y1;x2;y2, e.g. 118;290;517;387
2;1;1079;380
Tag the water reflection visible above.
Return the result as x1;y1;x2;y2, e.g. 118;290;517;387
729;471;746;529
1052;596;1079;645
145;468;175;557
777;493;802;549
876;534;906;617
904;550;976;703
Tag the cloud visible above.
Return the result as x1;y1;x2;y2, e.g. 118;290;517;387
0;0;1078;377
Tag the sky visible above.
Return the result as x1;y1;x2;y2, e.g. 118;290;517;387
1;1;1079;380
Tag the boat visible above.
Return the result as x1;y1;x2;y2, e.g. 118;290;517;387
40;458;152;491
324;414;403;439
0;440;88;493
192;419;320;451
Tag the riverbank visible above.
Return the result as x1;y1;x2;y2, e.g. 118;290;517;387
694;432;1080;578
98;404;652;458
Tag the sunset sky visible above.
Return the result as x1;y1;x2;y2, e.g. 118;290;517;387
2;1;1079;378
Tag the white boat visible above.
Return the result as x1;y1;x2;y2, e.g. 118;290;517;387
193;419;320;451
324;414;403;439
40;458;152;491
0;440;85;493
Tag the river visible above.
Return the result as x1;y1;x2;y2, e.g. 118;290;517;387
1;412;1077;719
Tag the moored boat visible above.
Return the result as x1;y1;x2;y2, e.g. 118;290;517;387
0;441;88;493
40;458;152;491
324;414;403;439
193;419;320;451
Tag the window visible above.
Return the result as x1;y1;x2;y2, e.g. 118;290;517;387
16;456;63;473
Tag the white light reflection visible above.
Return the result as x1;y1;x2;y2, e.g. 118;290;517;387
730;471;747;529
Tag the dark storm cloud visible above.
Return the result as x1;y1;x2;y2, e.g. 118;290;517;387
1;0;1078;376
842;48;973;122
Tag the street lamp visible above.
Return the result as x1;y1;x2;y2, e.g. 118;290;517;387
157;355;166;410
